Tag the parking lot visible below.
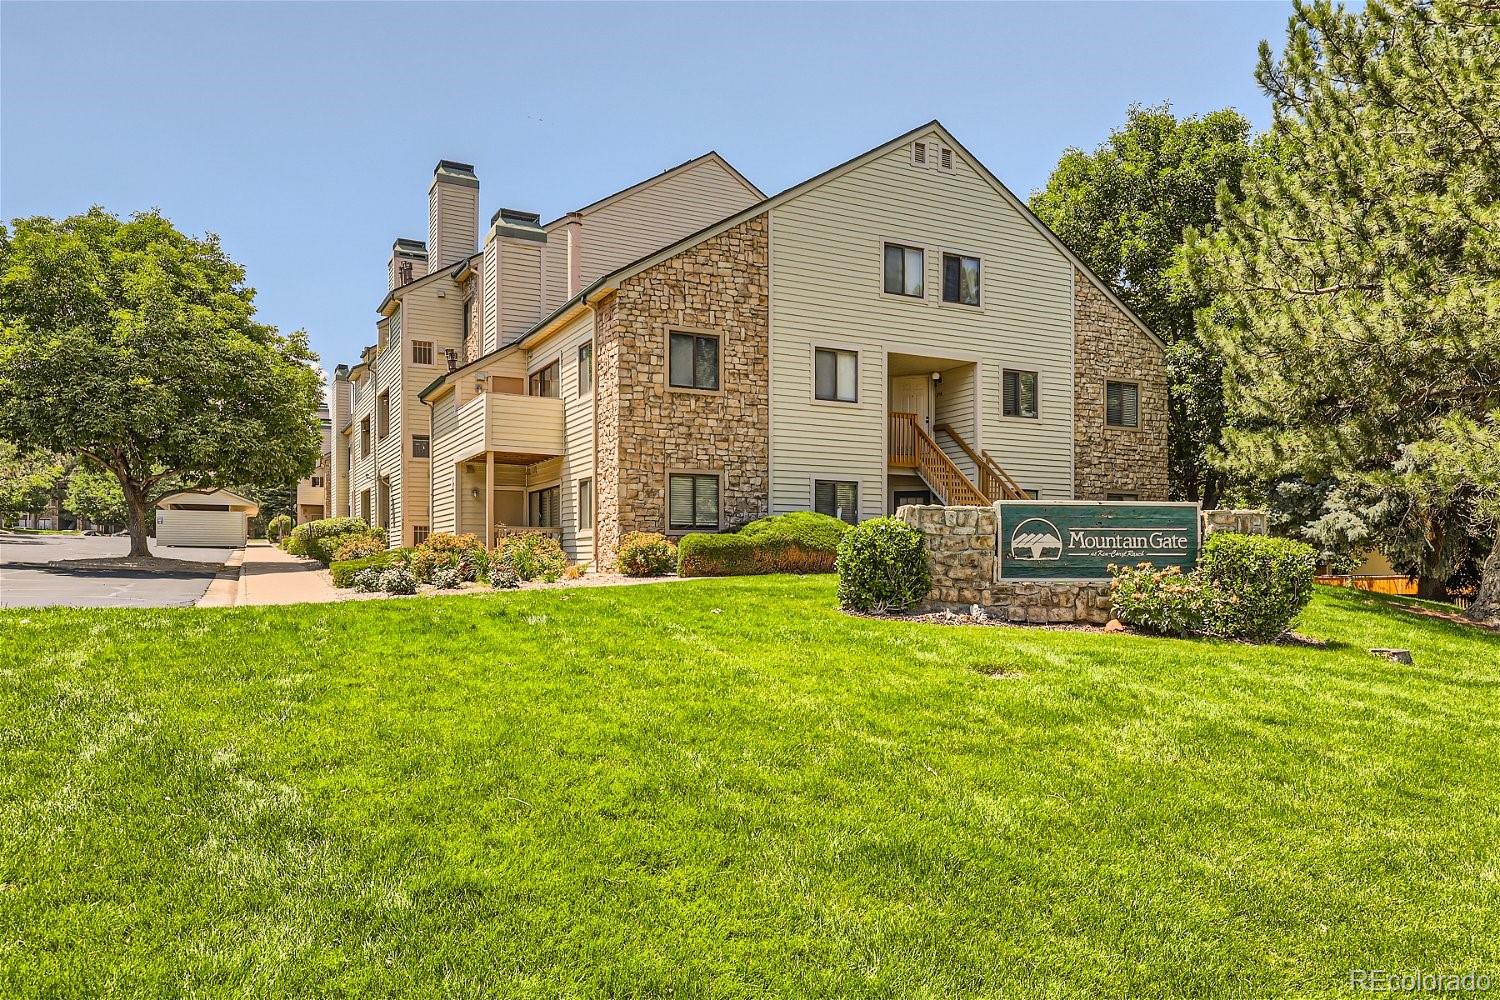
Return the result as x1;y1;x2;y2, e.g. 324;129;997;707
0;534;235;608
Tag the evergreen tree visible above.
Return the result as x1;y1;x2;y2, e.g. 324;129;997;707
1185;0;1500;598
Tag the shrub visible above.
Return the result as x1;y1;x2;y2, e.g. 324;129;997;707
351;568;382;593
678;533;832;577
409;532;487;584
617;532;677;577
678;512;852;577
266;513;294;544
332;534;386;563
377;566;417;595
739;511;852;552
488;558;520;589
329;549;411;588
1109;563;1217;637
287;517;383;564
564;563;588;581
1198;532;1318;640
490;532;567;583
834;517;930;613
429;566;462;590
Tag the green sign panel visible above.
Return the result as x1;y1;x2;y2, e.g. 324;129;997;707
996;502;1200;580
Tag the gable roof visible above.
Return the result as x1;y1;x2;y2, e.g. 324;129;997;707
514;120;1163;352
421;120;1166;401
544;151;764;229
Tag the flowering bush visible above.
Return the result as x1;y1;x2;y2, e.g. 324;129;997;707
351;568;382;593
490;532;568;583
332;534;386;562
429;566;463;590
1109;563;1217;636
616;532;677;577
377;566;417;595
409;532;486;583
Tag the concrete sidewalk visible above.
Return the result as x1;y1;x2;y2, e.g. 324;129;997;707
236;541;342;606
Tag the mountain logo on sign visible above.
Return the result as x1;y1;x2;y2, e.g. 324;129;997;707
1010;517;1063;561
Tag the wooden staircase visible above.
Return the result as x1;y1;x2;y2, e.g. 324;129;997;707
934;423;1031;501
888;412;989;505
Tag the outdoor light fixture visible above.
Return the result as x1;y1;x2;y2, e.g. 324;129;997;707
470;488;481;500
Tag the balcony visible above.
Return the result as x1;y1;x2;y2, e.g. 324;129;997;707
452;389;565;464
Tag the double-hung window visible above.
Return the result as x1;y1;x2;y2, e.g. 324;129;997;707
668;473;719;531
942;253;981;305
577;478;594;532
883;244;924;297
669;332;719;391
814;348;857;402
814;480;859;525
1003;370;1038;418
1106;380;1139;428
577;342;593;396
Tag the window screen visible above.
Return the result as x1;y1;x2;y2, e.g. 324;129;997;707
814;480;859;524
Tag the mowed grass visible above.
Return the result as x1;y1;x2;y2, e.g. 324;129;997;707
1;578;1498;999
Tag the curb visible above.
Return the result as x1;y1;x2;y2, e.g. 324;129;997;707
196;548;245;608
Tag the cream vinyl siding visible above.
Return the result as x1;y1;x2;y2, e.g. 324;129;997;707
372;328;405;547
428;181;478;270
578;159;762;284
428;389;474;536
553;313;596;563
768;130;1076;515
933;364;979;480
398;276;468;542
499;238;546;343
541;236;571;314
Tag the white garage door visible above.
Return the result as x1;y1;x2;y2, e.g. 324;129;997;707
155;510;247;548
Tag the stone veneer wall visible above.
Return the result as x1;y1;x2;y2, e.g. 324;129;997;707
1073;271;1169;501
895;505;1113;625
593;214;771;566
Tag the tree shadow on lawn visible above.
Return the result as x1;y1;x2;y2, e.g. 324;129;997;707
40;557;220;579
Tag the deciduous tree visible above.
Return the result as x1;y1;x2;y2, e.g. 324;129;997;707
1031;104;1251;506
0;208;322;556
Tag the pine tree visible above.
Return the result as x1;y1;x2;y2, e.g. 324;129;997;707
1187;0;1500;598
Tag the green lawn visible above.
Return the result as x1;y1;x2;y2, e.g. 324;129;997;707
2;579;1498;998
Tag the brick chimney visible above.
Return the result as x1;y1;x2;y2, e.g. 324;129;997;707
427;160;479;270
387;238;427;291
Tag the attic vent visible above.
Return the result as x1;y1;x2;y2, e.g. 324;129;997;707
940;147;954;171
912;141;928;166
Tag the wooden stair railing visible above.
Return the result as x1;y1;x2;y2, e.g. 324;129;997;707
889;412;989;506
933;422;1031;501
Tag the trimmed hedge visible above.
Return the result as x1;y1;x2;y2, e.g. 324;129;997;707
1198;532;1318;640
287;517;383;565
330;549;411;588
834;517;930;612
678;512;852;577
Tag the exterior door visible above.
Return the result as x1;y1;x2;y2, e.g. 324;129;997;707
891;375;933;432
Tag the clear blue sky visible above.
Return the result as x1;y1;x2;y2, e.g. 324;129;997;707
2;1;1291;374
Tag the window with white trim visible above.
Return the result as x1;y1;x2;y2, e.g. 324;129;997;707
668;474;719;531
814;480;859;525
814;348;858;403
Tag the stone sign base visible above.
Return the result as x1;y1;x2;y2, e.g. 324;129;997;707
895;505;1113;625
895;502;1267;627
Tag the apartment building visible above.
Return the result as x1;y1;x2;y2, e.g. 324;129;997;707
337;121;1169;566
294;405;332;523
331;155;763;547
